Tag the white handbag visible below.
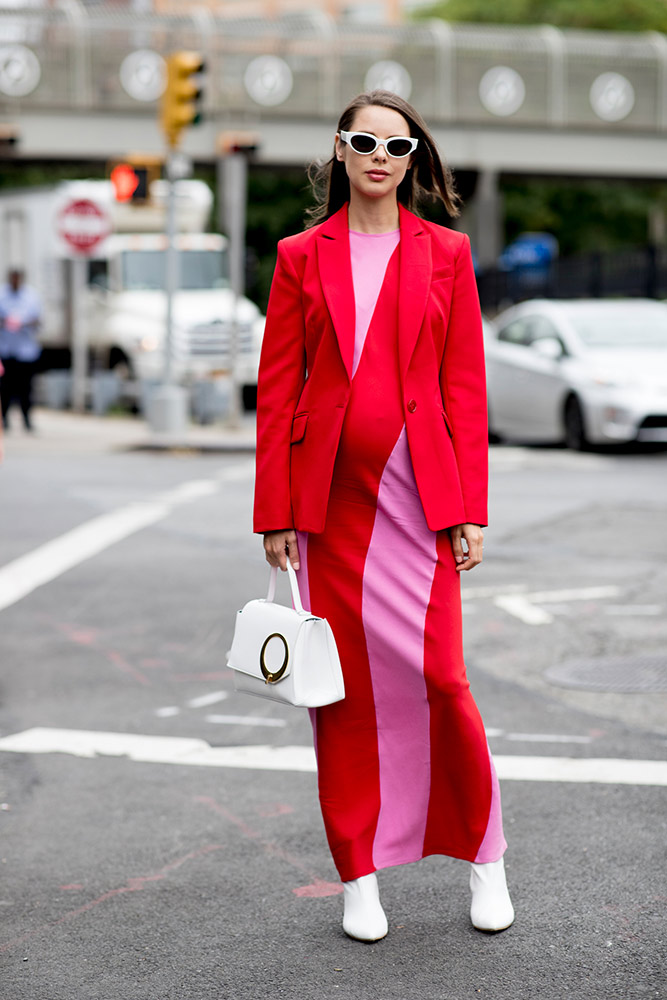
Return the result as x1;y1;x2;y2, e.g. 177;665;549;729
227;562;345;708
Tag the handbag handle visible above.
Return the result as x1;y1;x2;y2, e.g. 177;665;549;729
266;561;305;614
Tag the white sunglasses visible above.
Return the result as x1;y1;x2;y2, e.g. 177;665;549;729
339;130;418;159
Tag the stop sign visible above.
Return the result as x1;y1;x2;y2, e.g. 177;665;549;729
57;198;111;256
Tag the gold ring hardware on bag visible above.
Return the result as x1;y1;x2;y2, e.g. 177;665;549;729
259;633;289;684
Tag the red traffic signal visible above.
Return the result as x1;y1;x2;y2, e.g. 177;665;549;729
110;163;140;202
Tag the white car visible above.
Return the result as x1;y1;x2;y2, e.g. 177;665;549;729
485;299;667;448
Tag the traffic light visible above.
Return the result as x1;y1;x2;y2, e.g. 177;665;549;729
160;51;205;149
219;131;260;157
0;123;19;153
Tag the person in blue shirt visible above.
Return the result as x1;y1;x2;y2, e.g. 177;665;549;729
0;269;42;431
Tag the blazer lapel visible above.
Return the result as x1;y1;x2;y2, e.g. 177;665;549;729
397;204;432;377
316;204;355;380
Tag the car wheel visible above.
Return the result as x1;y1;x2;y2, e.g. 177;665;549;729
242;384;257;411
488;406;503;444
564;396;588;451
108;349;138;413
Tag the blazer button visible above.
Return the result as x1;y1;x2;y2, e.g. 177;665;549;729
407;399;417;413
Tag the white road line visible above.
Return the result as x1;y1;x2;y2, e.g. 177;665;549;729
216;463;255;482
464;584;620;601
0;477;222;613
486;729;593;744
156;480;220;505
204;714;287;728
493;585;622;625
0;729;313;772
1;729;665;786
463;584;529;599
494;756;667;786
187;691;229;709
155;707;180;718
493;595;554;625
503;733;593;745
603;605;662;616
526;586;620;603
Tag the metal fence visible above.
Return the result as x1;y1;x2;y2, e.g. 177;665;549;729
1;2;666;131
477;245;667;313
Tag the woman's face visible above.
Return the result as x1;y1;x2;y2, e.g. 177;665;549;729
335;104;414;204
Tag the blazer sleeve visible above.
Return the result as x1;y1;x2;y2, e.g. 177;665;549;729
439;233;489;527
253;239;307;534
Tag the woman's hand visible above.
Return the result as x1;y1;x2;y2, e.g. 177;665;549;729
263;530;300;572
449;523;483;572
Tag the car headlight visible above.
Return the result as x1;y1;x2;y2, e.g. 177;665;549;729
592;374;637;390
139;335;160;353
251;319;265;352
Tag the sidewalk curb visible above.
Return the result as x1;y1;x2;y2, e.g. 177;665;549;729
127;439;256;454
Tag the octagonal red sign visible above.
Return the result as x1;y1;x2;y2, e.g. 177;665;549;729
57;198;111;256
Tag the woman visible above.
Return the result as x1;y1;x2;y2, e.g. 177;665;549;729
254;90;514;942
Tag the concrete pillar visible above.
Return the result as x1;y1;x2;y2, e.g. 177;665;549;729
472;168;503;269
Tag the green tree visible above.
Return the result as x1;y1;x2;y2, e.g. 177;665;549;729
418;0;667;31
245;167;313;311
501;177;667;255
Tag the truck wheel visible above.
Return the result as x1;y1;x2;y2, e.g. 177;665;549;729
242;384;257;411
108;348;134;381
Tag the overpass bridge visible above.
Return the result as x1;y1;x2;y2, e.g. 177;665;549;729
1;2;667;261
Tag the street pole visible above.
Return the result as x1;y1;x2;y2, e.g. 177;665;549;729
148;152;188;434
150;48;205;435
164;149;177;388
221;151;247;429
70;256;87;413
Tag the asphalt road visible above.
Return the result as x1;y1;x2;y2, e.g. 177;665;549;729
0;413;665;1000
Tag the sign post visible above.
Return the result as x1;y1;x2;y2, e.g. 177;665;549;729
55;196;111;412
218;132;258;428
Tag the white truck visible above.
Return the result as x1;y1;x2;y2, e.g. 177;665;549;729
0;178;264;409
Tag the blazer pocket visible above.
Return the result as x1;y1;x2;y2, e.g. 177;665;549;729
441;409;454;439
431;265;454;282
291;412;308;444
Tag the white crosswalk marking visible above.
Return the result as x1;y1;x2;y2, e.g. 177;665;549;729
0;728;665;786
187;691;229;709
204;715;287;728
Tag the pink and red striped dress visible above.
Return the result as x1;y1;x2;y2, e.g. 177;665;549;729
296;229;506;882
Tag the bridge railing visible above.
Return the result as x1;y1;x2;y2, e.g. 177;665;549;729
1;2;666;133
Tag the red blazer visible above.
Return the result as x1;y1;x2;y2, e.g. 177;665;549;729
253;203;488;535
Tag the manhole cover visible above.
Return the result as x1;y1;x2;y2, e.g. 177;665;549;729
545;655;667;693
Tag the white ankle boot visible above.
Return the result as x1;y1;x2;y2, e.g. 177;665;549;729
342;873;388;942
469;858;515;932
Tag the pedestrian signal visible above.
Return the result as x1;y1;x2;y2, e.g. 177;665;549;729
160;51;205;149
110;163;141;202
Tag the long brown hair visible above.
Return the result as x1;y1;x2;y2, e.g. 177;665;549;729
306;90;461;227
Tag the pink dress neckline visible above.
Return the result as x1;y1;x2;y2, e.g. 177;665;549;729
349;228;400;237
349;228;400;376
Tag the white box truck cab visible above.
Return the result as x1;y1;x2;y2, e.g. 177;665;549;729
0;178;264;409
